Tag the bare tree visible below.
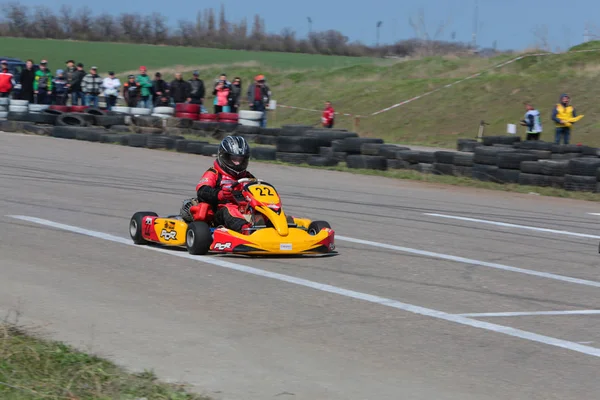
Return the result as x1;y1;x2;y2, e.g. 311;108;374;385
59;4;73;37
32;5;61;38
2;2;29;37
532;24;550;51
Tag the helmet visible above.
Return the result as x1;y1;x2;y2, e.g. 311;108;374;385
217;136;250;177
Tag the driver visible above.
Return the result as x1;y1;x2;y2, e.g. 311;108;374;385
190;135;255;233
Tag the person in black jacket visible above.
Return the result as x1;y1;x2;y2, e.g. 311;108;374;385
169;73;191;104
152;72;168;106
70;63;86;105
188;70;205;105
229;77;242;113
19;59;35;102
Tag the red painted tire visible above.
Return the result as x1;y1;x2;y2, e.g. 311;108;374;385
49;105;71;112
175;112;199;120
175;103;200;113
218;112;238;121
199;113;217;121
70;105;89;112
219;119;238;124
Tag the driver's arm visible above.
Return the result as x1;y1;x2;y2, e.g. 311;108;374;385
196;168;220;204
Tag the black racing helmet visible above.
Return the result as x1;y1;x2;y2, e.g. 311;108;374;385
217;135;250;177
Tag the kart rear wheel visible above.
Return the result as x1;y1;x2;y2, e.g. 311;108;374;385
186;221;212;255
308;220;331;235
130;211;158;245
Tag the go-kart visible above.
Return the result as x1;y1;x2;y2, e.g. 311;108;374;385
129;178;336;255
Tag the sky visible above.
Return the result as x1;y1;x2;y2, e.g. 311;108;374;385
14;0;600;51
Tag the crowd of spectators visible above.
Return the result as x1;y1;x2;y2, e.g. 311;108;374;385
0;58;273;126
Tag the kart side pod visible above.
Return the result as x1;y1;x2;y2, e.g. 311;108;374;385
190;202;214;222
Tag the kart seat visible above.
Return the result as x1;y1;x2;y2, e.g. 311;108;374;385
190;202;214;223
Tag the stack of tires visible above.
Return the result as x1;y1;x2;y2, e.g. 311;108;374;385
0;97;9;118
175;103;200;120
238;110;263;127
8;99;28;116
152;106;175;119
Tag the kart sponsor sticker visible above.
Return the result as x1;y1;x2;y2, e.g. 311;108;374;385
214;242;232;250
280;243;292;251
145;217;153;225
160;229;177;241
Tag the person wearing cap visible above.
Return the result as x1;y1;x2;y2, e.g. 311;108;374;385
246;74;271;128
551;93;583;145
123;75;141;107
135;66;153;109
188;70;205;106
82;66;103;107
152;72;168;106
18;59;36;102
102;71;121;110
70;62;86;105
0;60;15;98
52;69;68;105
34;60;53;104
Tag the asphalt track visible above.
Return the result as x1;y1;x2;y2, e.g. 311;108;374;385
1;132;600;400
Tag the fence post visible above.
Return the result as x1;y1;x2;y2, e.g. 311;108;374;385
353;117;360;132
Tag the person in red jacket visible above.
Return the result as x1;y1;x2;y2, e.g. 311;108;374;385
187;136;255;233
322;101;335;128
0;60;15;97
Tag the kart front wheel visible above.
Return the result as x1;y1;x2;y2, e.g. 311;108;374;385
186;221;212;255
308;220;331;235
130;211;158;245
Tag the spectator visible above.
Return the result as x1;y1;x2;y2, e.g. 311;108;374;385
19;59;35;102
136;66;153;108
188;70;205;105
551;93;581;145
229;77;242;113
169;73;191;104
519;102;542;141
247;74;271;128
82;66;103;107
321;101;335;128
102;71;121;110
34;60;53;104
0;60;15;98
155;94;171;107
122;75;141;107
52;69;68;105
152;72;168;105
70;62;86;105
64;59;76;102
212;80;230;114
214;73;231;90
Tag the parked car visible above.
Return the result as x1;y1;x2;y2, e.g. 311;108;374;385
0;57;38;98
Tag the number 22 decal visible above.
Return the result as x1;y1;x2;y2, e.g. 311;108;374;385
255;187;273;196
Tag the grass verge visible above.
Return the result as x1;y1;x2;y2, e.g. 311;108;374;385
0;323;210;400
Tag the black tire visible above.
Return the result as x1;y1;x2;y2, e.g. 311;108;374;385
56;113;88;127
109;124;131;133
100;133;123;143
94;114;126;127
520;161;543;174
191;121;218;132
201;144;219;156
166;117;193;129
186;221;213;255
518;173;550;187
514;140;553;151
129;211;158;245
251;146;277;160
185;141;208;154
280;124;312;136
7;112;30;122
85;107;106;116
453;152;474;166
432;163;454;175
550;153;581;160
333;152;348;161
482;135;521;146
147;135;176;149
582;146;600;157
434;151;457;164
276;152;311;164
319;146;334;157
539;160;569;176
308;220;331;235
472;164;499;182
69;112;96;125
51;126;78;139
346;155;387;170
453;166;473;177
473;146;512;165
128;134;149;148
135;126;163;135
236;125;261;135
260;127;281;136
564;174;597;192
308;156;338;167
254;135;277;145
175;139;190;152
379;145;409;159
75;128;103;142
276;136;319;154
497;152;540;169
416;163;433;174
303;130;358;141
218;122;238;132
551;144;582;154
387;159;410;169
549;176;565;188
396;150;420;164
416;151;435;164
341;138;384;154
495;168;520;183
457;138;481;152
133;115;162;128
360;143;383;155
567;158;600;176
28;112;57;125
42;109;63;116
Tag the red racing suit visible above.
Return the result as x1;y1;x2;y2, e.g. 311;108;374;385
322;106;335;128
195;160;255;232
0;68;14;94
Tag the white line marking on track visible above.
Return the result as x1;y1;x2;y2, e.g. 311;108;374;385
423;213;600;239
588;213;600;216
335;235;600;288
8;214;600;358
455;310;600;317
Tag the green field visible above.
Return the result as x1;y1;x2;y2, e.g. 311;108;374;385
4;37;600;148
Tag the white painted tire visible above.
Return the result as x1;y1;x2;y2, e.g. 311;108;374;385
112;106;131;114
10;99;29;106
9;105;28;113
0;105;7;111
238;110;263;121
152;107;175;115
151;113;170;119
0;111;7;118
130;107;152;116
239;118;261;127
0;98;9;106
29;104;49;112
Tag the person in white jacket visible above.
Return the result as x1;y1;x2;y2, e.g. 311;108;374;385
102;71;121;110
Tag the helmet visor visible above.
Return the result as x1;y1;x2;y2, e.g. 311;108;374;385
230;155;246;166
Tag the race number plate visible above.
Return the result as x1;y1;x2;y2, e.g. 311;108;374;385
248;184;279;204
